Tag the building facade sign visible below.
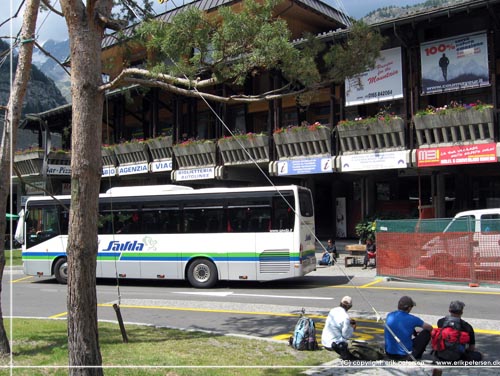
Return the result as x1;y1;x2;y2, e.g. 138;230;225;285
276;157;332;176
175;167;215;181
117;163;149;176
150;159;173;173
47;164;71;175
420;31;490;95
339;151;407;172
345;47;403;106
417;143;497;167
102;167;117;177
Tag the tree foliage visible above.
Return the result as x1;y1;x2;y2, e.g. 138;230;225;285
324;21;386;84
130;3;384;102
136;0;320;90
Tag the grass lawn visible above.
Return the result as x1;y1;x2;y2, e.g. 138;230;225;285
1;318;333;375
5;249;22;267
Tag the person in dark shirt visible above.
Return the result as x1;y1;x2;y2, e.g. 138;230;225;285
362;238;376;269
435;300;482;362
326;238;338;261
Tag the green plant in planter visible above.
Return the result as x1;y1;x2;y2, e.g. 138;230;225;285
355;219;376;243
219;131;267;142
273;122;328;134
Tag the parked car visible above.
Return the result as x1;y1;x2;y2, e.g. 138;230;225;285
420;209;500;277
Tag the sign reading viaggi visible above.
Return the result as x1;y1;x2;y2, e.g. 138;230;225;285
150;159;173;173
277;157;332;176
345;47;403;106
420;31;490;95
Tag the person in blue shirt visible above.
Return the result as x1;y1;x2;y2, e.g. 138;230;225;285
385;296;433;360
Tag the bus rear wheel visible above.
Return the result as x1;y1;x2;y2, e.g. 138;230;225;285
54;257;68;284
187;259;218;288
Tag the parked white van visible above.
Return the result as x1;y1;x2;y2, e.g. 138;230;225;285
420;209;500;276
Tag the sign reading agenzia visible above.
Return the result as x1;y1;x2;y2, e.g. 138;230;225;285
345;47;403;106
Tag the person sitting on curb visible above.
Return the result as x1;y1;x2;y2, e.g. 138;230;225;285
434;300;482;363
385;296;433;360
321;296;357;360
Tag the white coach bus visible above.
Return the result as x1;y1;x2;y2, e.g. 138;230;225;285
18;185;317;288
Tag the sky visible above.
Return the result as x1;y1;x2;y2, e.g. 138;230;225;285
3;0;425;43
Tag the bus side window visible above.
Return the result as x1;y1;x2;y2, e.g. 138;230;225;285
271;195;294;231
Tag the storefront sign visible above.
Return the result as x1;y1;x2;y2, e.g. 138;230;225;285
417;143;497;167
102;167;116;177
276;157;332;176
150;159;173;173
117;163;149;176
345;47;403;106
340;151;407;172
47;164;71;175
420;31;490;95
175;167;215;181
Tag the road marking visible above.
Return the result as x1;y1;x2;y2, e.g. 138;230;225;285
329;285;500;295
171;291;333;300
49;312;68;319
360;278;383;288
11;276;33;283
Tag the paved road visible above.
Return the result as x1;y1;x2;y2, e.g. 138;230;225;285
5;241;500;375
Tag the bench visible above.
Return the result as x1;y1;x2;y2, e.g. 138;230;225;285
344;244;366;267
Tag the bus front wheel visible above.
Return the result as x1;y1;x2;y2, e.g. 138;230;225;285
54;258;68;284
187;259;218;288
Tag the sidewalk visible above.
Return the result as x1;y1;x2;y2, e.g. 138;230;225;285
307;240;500;375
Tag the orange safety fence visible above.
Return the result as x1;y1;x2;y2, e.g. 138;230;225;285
376;225;500;285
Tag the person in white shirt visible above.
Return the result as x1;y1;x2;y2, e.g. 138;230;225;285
321;296;357;360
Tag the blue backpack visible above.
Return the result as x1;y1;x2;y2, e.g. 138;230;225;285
289;314;319;351
319;252;331;265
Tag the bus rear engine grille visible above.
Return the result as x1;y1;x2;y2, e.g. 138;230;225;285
259;250;290;273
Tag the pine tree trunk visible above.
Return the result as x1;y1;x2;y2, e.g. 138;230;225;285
60;0;109;374
0;0;41;356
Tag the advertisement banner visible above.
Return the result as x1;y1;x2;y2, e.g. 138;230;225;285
340;151;407;172
420;31;490;95
417;143;497;167
345;47;403;106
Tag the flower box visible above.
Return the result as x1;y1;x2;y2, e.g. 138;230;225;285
273;124;331;159
337;118;405;152
14;150;45;176
48;151;71;165
101;147;117;166
413;108;494;146
146;136;173;161
218;134;269;165
114;142;149;165
173;140;216;168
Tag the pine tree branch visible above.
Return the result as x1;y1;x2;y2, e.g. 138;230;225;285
34;41;71;76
